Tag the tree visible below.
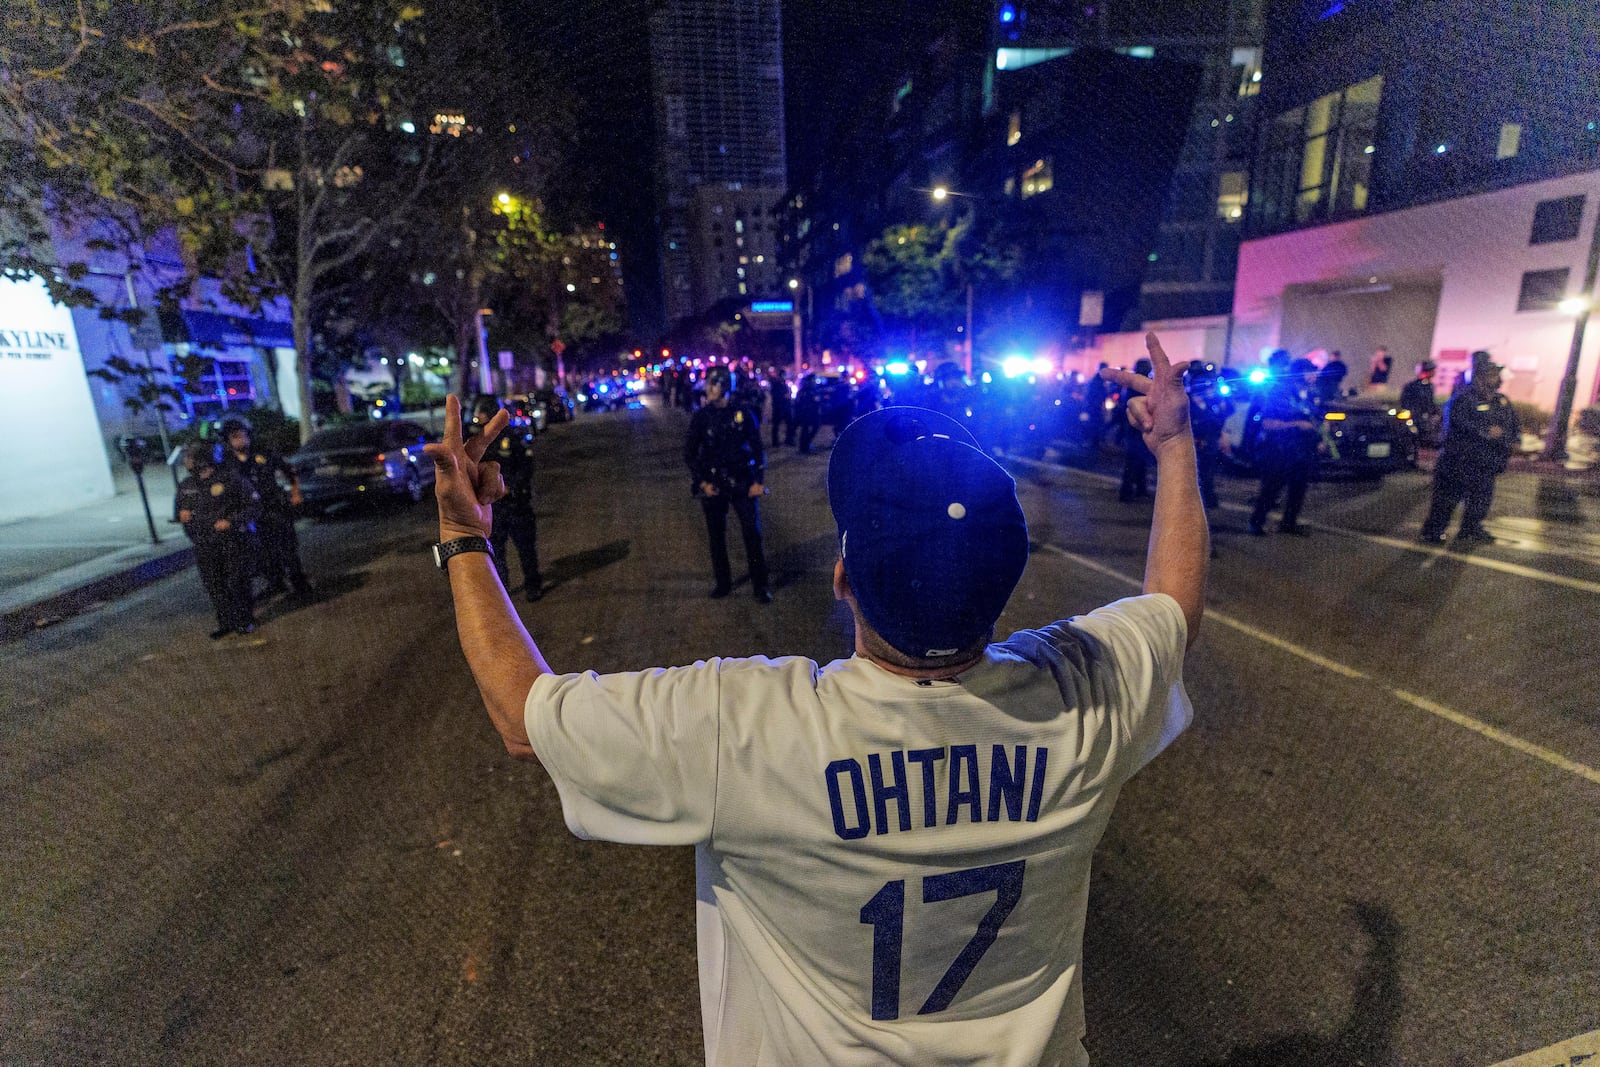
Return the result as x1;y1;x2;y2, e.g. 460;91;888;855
863;216;1019;355
2;0;435;442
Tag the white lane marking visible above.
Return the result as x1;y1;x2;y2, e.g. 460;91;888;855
1010;455;1600;596
1038;544;1600;787
1486;1028;1600;1067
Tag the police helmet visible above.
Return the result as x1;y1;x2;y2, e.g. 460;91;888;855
704;364;734;391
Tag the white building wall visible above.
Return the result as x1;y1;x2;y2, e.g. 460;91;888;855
0;277;116;521
1231;170;1600;414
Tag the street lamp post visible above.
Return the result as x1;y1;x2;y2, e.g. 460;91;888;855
788;278;804;378
1544;209;1600;462
928;186;978;377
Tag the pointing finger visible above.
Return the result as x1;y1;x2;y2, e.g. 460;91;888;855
442;394;462;446
464;409;510;464
1099;367;1153;395
1145;332;1173;379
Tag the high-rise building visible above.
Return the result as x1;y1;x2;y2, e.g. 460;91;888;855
649;0;789;324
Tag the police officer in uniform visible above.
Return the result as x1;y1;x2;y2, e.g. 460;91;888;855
794;372;824;454
766;366;794;448
1186;361;1233;515
1248;355;1321;536
1419;360;1519;545
468;395;544;599
1399;359;1443;447
176;440;260;638
222;418;310;597
685;364;771;602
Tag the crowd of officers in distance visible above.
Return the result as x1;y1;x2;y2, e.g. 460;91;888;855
174;418;312;640
174;349;1517;635
663;342;1520;564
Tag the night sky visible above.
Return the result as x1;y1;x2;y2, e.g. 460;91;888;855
497;0;924;335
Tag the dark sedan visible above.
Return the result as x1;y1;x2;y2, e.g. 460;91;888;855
1221;384;1419;479
290;420;436;511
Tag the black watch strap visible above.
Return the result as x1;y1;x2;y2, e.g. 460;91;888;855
433;536;493;571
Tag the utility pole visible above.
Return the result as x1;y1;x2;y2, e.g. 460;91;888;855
1544;203;1600;462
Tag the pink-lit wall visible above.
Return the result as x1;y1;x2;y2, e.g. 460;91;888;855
1232;169;1600;414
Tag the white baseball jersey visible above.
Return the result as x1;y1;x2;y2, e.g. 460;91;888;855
525;593;1191;1066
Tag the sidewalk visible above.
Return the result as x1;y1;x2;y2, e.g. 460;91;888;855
0;463;194;640
0;408;453;641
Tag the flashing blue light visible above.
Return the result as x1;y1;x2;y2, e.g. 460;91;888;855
1001;355;1031;378
1318;0;1344;18
980;371;993;384
999;3;1016;23
1218;383;1232;396
1247;368;1269;385
885;360;911;376
751;300;795;314
598;383;610;394
1435;143;1448;154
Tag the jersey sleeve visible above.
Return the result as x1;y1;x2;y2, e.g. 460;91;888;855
1037;593;1192;782
524;662;722;845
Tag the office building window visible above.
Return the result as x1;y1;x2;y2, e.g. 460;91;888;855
735;219;744;233
1007;110;1022;146
1516;268;1570;311
1232;47;1262;97
1531;195;1584;244
1251;75;1381;230
1496;123;1522;160
1217;172;1248;221
1021;157;1054;198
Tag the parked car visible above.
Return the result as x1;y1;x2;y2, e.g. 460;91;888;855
1220;381;1419;479
506;394;548;435
535;386;575;424
291;419;436;511
578;378;628;412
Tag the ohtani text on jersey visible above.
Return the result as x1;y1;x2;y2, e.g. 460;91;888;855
824;745;1050;840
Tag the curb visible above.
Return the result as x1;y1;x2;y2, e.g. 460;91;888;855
0;545;195;643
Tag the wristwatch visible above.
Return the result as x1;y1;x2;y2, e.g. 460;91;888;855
432;536;493;571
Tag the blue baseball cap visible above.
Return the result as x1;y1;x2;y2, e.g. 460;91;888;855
827;407;1029;659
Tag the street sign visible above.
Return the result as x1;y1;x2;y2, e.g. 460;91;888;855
1078;290;1105;328
497;349;514;370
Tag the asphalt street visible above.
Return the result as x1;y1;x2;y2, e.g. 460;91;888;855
2;396;1596;1065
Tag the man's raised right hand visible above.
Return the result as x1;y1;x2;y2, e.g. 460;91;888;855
423;395;508;542
1099;332;1192;458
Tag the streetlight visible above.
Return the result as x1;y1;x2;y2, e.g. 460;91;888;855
496;192;511;207
1545;212;1600;461
930;187;976;377
788;278;800;291
786;279;805;376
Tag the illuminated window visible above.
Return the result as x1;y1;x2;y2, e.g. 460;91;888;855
738;282;748;294
1496;122;1522;159
1020;158;1053;198
1232;47;1262;97
1252;75;1381;229
1217;172;1248;221
735;219;745;233
1007;111;1022;146
739;255;749;264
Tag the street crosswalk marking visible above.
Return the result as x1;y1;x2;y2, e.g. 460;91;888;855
1008;456;1600;596
1486;1029;1600;1066
1037;544;1600;788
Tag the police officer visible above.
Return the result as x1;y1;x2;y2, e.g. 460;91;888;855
766;366;795;447
794;372;824;454
468;395;544;599
1400;359;1443;447
685;364;771;603
1186;361;1233;514
1116;357;1156;501
176;440;260;638
1419;360;1519;545
1248;354;1321;536
221;418;311;597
